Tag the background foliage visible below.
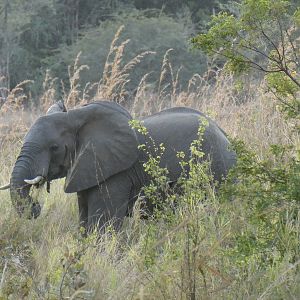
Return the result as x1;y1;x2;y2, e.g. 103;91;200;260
0;0;231;103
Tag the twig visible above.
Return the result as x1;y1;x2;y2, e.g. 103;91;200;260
259;21;282;62
257;259;300;300
282;68;300;87
59;261;73;300
285;27;299;63
277;18;286;69
0;260;7;291
70;289;93;300
268;88;299;113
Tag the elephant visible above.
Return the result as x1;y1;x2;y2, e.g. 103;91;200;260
0;100;236;231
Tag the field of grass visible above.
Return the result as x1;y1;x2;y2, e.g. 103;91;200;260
0;29;299;299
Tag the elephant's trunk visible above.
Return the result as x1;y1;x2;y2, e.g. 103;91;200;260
10;143;42;218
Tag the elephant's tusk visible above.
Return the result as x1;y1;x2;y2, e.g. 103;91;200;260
24;176;44;185
0;183;10;190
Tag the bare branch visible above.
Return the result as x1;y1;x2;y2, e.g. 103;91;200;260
269;85;300;114
282;69;300;88
285;27;299;63
232;48;284;73
240;42;281;65
208;48;282;74
232;31;281;65
277;18;287;70
258;21;283;63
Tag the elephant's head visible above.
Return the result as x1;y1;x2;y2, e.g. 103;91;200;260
1;101;138;218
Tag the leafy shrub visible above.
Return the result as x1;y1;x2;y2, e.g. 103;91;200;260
192;0;300;287
220;139;300;268
130;118;300;298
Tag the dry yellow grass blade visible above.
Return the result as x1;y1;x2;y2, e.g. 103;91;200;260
96;25;155;104
65;52;90;109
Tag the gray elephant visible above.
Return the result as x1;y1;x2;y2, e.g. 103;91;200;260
1;101;236;231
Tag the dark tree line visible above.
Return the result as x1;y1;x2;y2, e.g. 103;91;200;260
0;0;230;100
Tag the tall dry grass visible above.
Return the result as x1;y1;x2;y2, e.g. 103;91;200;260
1;25;294;155
0;26;299;299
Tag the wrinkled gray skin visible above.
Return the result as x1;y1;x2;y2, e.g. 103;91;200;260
9;101;236;231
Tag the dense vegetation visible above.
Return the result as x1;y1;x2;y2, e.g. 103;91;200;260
0;0;299;299
0;0;232;103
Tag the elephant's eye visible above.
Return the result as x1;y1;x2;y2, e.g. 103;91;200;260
50;144;59;152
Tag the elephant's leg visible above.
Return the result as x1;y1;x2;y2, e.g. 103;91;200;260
77;192;88;232
86;172;133;232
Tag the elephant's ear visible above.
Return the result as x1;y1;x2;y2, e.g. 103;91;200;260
64;102;138;193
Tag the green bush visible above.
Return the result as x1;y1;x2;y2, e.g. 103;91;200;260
220;139;300;267
43;12;206;98
130;112;300;298
192;0;300;277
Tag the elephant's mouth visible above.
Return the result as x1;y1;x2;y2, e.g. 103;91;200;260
47;165;67;181
17;175;52;218
26;164;67;193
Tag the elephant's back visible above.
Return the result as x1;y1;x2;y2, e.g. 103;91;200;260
141;107;215;134
139;107;236;182
141;107;221;147
144;106;205;117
